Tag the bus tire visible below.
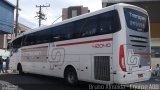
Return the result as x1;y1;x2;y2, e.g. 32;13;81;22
17;64;24;75
64;67;78;85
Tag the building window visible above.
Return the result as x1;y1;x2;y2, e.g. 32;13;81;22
71;10;77;17
151;47;160;58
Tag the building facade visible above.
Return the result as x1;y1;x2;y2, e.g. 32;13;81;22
0;0;15;34
0;23;31;49
0;0;15;49
62;6;90;20
102;0;160;67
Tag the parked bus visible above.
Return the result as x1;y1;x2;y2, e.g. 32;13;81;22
8;3;151;85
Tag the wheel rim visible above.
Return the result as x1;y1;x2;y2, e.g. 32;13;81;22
67;72;75;84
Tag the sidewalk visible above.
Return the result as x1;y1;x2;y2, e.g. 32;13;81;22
0;70;15;75
151;75;160;82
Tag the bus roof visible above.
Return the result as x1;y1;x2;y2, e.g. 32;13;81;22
12;3;145;42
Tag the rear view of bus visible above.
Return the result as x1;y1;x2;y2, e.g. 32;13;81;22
116;4;151;84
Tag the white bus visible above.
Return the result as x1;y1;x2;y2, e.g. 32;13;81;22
8;3;151;85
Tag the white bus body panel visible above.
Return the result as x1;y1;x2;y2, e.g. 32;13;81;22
9;3;151;85
10;34;114;84
112;4;151;84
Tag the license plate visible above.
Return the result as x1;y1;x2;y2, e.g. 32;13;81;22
138;74;143;78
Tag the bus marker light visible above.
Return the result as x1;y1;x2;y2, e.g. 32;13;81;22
113;71;117;74
119;45;126;72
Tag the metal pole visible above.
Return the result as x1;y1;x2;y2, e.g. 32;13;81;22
36;4;50;27
15;0;19;37
39;5;42;27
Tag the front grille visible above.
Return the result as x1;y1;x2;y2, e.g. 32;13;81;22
94;56;110;81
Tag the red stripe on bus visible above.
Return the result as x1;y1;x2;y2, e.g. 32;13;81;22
21;46;48;51
56;38;113;47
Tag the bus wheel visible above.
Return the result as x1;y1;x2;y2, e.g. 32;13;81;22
17;64;24;75
64;67;78;85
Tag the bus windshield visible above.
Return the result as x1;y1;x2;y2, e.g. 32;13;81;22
124;8;148;32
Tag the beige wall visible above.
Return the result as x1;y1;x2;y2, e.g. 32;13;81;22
0;23;30;49
149;23;160;68
62;6;89;20
0;34;8;49
0;35;4;49
62;8;68;21
151;38;160;46
150;23;160;38
151;58;160;68
151;38;160;68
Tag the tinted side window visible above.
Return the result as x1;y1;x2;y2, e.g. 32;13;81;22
51;27;61;41
98;10;121;35
61;23;74;40
21;10;121;45
35;30;51;44
24;33;35;46
124;8;148;32
51;23;74;41
12;37;23;48
80;17;97;37
74;19;87;38
75;10;121;37
22;29;51;46
22;35;27;46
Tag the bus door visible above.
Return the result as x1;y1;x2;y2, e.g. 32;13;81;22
92;54;113;83
79;55;92;81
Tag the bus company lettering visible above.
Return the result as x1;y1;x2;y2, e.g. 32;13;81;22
129;12;146;22
92;43;111;48
21;47;48;62
128;12;146;31
22;51;41;56
49;48;65;70
127;49;140;66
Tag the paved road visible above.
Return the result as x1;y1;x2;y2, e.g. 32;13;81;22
0;73;89;90
0;73;159;90
0;73;135;90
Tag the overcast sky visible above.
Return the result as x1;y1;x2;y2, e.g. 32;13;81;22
7;0;102;29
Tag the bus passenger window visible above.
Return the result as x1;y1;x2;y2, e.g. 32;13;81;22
98;10;121;35
81;16;98;37
98;12;113;34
